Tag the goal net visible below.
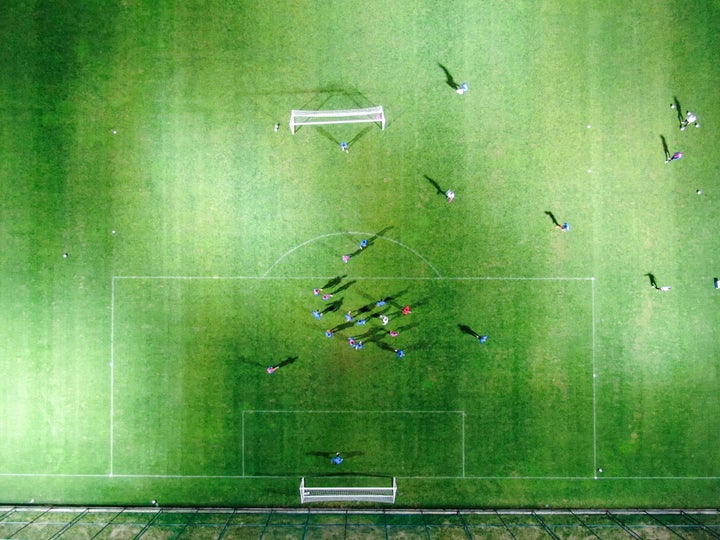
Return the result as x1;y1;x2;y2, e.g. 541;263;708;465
299;477;397;504
289;106;386;133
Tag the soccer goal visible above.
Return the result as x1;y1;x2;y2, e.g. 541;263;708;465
299;477;397;504
289;106;386;133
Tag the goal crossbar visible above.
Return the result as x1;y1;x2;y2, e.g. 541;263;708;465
300;477;397;504
290;106;385;133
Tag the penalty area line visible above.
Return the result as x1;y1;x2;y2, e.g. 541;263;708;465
591;276;598;477
112;275;595;281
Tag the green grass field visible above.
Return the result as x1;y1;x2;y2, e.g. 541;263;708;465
1;1;719;508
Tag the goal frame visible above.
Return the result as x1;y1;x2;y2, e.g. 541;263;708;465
299;477;397;504
289;106;386;133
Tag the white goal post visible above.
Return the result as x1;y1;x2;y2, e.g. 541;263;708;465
289;106;386;133
299;477;397;504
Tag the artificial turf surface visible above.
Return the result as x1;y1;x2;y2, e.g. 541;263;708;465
0;0;719;507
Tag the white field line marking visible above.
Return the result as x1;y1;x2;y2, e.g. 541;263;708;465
110;276;115;476
462;412;466;478
113;276;594;281
591;277;598;477
262;232;442;277
241;410;245;478
243;410;465;414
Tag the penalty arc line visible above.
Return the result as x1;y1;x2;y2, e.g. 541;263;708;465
262;231;442;277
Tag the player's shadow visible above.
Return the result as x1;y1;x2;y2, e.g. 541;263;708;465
423;174;447;197
396;322;419;333
354;301;377;315
275;356;298;369
367;226;393;247
644;273;658;289
660;135;671;161
307;451;336;459
331;321;355;333
375;225;394;236
358;286;410;309
357;327;385;342
350;226;394;258
235;356;265;368
544;211;561;228
374;340;395;351
322;275;346;290
322;299;343;314
331;280;356;295
458;324;482;339
438;63;460;90
672;96;683;127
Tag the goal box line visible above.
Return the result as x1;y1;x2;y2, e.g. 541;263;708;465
241;410;465;478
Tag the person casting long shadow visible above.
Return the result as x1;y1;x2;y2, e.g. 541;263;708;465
659;135;672;162
458;324;488;343
322;275;345;289
276;356;298;368
544;211;560;228
458;324;481;338
322;299;343;314
672;96;683;128
424;174;446;197
331;280;356;295
438;63;459;90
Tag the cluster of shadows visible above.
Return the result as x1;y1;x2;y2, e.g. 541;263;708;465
330;288;410;338
659;96;684;161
